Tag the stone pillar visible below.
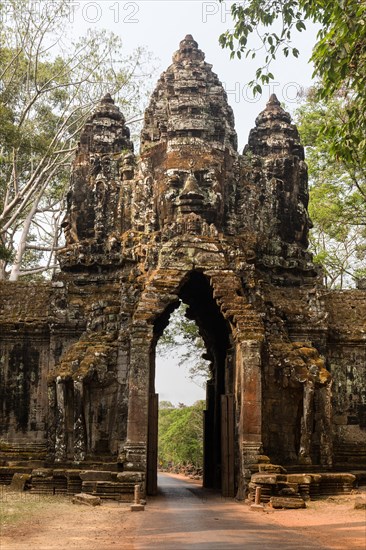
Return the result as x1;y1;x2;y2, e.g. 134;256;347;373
73;379;86;463
122;322;153;472
298;380;315;465
55;377;67;462
319;380;333;467
237;340;263;493
47;382;57;461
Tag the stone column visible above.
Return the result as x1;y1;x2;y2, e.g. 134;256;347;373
298;380;315;465
73;378;86;463
122;322;153;472
237;340;263;493
319;380;333;467
55;376;67;462
47;382;57;461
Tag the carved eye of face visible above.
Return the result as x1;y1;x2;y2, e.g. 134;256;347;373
202;171;216;187
168;175;181;188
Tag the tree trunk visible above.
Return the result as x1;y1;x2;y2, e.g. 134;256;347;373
0;260;6;281
9;185;44;281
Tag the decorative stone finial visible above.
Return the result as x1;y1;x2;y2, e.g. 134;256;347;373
260;93;290;123
93;94;125;123
173;34;205;62
267;93;281;106
246;94;303;158
76;94;132;155
142;37;237;151
101;93;114;104
182;34;197;46
244;93;310;249
61;91;134;246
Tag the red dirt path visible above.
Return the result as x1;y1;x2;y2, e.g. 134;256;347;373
0;473;365;549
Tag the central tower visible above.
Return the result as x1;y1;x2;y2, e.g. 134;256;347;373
140;34;238;233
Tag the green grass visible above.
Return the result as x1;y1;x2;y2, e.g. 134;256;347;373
0;486;70;530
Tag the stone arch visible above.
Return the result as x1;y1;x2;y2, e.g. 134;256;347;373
123;260;265;497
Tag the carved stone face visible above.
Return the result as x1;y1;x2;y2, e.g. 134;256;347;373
155;167;224;229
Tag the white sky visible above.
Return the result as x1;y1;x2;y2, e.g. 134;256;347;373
156;349;206;406
70;0;319;149
68;0;318;405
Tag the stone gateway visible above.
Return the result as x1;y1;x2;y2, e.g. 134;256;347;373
0;36;365;499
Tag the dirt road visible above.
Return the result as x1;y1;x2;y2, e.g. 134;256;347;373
128;473;329;549
1;473;365;549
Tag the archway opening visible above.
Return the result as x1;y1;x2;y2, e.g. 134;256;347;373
147;271;235;496
155;302;207;487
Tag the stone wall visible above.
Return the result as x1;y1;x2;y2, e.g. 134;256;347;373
0;283;51;448
325;291;366;466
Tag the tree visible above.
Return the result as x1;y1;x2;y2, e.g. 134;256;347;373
159;401;175;410
157;303;210;386
295;87;366;287
0;0;153;280
219;1;366;164
158;400;205;468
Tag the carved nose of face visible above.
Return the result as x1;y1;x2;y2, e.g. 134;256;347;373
179;173;204;212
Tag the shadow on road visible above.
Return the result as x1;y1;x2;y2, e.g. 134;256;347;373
130;472;331;549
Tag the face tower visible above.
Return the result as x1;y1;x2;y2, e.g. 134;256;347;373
140;35;238;234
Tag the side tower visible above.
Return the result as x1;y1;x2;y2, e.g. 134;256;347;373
239;94;315;280
239;96;332;467
49;95;137;465
60;93;134;263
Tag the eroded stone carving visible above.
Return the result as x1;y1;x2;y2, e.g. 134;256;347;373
270;342;333;466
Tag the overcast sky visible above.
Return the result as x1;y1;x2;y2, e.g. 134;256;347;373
70;1;318;405
71;0;319;148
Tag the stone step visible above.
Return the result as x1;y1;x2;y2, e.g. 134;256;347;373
0;467;33;485
81;480;135;501
250;471;357;501
0;443;47;450
270;496;306;509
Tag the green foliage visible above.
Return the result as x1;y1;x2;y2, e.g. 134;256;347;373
158;400;205;468
0;0;153;278
159;400;175;410
295;87;366;287
157;303;210;385
0;243;13;262
219;0;366;164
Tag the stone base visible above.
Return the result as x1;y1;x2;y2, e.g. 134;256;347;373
0;466;34;485
9;473;31;491
119;443;146;472
270;496;306;509
130;503;145;512
0;465;138;501
250;504;264;511
249;471;358;503
72;493;101;506
81;480;135;501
